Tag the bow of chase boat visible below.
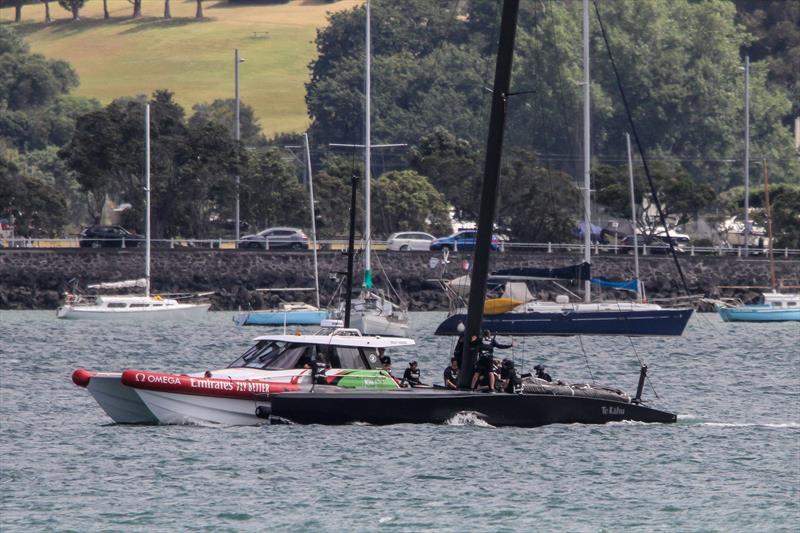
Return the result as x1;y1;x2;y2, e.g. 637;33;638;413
72;328;414;425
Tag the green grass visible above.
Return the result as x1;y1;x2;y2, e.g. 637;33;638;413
1;0;360;135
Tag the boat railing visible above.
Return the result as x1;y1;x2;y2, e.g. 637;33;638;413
4;237;800;257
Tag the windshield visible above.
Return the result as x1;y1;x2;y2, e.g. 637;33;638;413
228;341;383;370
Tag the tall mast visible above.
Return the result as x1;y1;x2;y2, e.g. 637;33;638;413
304;133;321;309
626;133;641;302
744;55;750;255
582;0;591;303
144;103;151;298
763;160;776;292
363;0;373;289
458;0;520;388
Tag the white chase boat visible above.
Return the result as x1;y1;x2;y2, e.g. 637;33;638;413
72;328;414;426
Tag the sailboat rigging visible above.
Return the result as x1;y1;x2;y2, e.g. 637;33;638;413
57;104;210;320
269;0;676;427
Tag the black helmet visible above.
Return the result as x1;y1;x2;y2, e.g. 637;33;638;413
380;355;391;365
502;358;514;368
482;329;491;337
534;364;545;371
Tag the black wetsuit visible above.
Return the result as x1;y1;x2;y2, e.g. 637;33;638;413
500;365;521;393
403;367;422;387
443;366;459;388
311;360;328;384
536;369;553;382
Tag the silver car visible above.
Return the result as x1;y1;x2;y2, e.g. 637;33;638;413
239;227;309;250
386;232;435;251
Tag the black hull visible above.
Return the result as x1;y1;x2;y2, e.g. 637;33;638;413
270;390;676;427
435;309;693;337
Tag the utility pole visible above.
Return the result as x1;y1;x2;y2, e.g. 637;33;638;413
234;48;244;248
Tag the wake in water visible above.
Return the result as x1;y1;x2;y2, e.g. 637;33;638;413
677;414;799;428
445;411;495;428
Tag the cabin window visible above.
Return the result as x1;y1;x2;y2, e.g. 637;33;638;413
334;347;364;369
130;303;150;308
772;302;782;308
107;303;127;308
228;341;285;368
787;302;797;307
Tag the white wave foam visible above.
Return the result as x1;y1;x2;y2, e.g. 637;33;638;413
445;411;495;428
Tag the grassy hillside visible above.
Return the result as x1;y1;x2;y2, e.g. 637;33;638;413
1;0;359;135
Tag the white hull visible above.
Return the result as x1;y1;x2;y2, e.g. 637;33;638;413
349;312;410;337
57;303;210;320
134;389;271;426
85;374;158;424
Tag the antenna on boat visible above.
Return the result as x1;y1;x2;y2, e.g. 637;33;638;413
144;103;151;298
458;0;521;388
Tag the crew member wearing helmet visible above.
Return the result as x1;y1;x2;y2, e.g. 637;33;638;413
500;359;522;393
534;364;552;382
402;361;425;387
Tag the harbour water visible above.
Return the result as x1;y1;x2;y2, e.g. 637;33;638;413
1;311;798;532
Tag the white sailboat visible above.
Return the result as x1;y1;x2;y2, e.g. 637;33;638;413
335;0;409;337
57;104;210;320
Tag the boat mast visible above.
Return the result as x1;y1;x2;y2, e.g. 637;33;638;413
144;103;151;298
744;55;750;255
344;175;359;328
763;159;776;292
626;133;641;302
363;0;373;290
304;133;321;309
582;0;591;303
458;0;520;388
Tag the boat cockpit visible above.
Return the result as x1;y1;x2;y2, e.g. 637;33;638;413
228;340;382;371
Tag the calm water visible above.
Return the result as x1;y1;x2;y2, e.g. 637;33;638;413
1;311;798;532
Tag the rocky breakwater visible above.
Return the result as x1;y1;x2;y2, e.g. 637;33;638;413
1;248;798;310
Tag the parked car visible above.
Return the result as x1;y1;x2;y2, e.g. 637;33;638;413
620;235;685;255
239;227;309;250
386;232;436;251
430;230;500;252
79;225;145;248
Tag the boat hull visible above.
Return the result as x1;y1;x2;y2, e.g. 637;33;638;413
435;308;693;336
717;305;800;322
349;312;410;337
71;370;158;424
270;390;677;427
57;303;211;320
238;310;328;326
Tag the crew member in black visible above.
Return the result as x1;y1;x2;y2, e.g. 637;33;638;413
443;357;459;389
402;361;425;387
307;353;329;385
500;359;522;393
534;364;552;382
471;331;511;391
380;355;393;375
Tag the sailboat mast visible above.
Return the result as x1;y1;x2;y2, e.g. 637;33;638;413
744;55;750;255
458;0;520;388
363;0;373;289
626;133;641;302
144;103;151;298
304;133;321;309
582;0;592;303
763;159;776;292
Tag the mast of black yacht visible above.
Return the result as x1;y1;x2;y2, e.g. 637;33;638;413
458;0;520;388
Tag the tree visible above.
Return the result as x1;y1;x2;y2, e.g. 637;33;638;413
372;170;451;237
189;99;266;147
129;0;141;18
42;0;51;23
57;0;84;21
195;0;202;19
239;148;306;232
594;162;716;230
103;0;108;19
311;153;363;237
496;151;581;243
0;152;67;237
409;126;481;220
164;0;170;19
